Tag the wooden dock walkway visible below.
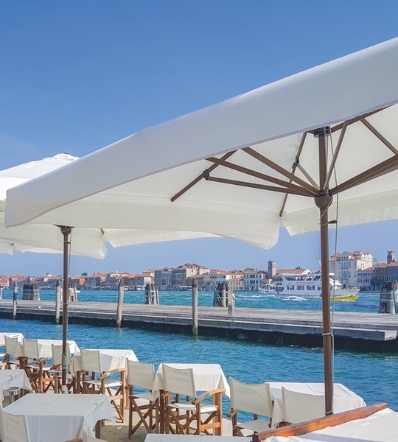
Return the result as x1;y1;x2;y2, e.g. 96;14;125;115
1;299;397;351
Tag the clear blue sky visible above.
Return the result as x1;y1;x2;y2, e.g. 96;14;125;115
0;0;398;276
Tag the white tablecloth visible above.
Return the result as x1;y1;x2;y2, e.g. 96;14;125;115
153;363;230;397
4;393;116;442
72;348;138;373
0;369;31;401
0;333;24;347
14;339;79;359
267;408;398;441
268;382;366;428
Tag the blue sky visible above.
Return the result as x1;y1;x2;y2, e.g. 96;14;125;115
1;0;398;276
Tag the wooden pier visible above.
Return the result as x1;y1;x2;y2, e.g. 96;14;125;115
1;299;398;351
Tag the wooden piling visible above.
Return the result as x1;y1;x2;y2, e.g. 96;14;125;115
12;282;17;319
192;280;198;336
228;288;235;316
116;280;124;327
55;281;61;324
145;283;151;304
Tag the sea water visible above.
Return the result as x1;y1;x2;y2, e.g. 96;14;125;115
1;289;395;415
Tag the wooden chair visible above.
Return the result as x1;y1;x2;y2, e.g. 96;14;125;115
0;407;31;442
127;360;158;437
80;349;126;422
23;339;53;393
162;364;224;435
51;344;75;393
228;377;273;436
282;387;325;424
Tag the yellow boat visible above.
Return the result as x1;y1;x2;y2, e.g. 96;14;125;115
332;294;358;302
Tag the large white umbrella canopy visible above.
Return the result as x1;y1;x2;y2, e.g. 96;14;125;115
6;37;398;411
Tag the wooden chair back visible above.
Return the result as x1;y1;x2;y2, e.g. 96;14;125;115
80;349;101;373
230;377;273;417
127;360;155;390
282;387;325;423
51;344;71;367
4;336;19;355
162;364;196;397
23;339;40;360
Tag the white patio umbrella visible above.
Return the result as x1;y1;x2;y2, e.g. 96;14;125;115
1;155;217;391
6;37;398;411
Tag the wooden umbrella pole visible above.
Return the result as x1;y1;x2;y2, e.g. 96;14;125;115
315;127;334;415
61;226;72;394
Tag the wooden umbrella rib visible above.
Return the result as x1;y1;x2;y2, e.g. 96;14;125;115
331;155;398;194
170;150;236;202
279;132;309;217
207;157;318;197
242;146;318;194
361;119;398;155
207;176;313;197
296;164;319;189
330;107;387;133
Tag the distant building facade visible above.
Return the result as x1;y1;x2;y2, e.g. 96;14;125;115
357;267;375;291
243;270;267;291
171;263;209;289
154;267;173;290
329;251;373;287
84;273;106;290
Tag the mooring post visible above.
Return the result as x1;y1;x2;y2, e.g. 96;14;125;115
222;282;227;307
154;288;159;305
192;279;198;336
12;282;17;319
228;285;235;317
116;279;124;327
145;283;151;304
55;280;61;324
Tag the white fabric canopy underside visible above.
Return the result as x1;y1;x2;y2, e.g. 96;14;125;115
6;38;398;249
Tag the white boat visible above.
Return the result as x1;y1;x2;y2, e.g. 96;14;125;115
259;272;359;301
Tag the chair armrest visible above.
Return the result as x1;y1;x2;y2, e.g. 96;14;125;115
193;388;225;404
100;367;126;379
64;439;83;442
227;408;238;418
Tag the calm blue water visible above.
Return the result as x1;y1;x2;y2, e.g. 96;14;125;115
2;288;380;312
1;289;395;416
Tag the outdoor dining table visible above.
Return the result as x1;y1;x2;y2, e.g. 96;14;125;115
72;348;138;393
267;382;367;428
3;392;116;441
153;363;230;433
0;369;31;401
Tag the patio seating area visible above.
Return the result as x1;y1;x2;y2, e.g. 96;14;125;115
0;331;373;442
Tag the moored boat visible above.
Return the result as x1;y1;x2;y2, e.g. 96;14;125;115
260;272;359;301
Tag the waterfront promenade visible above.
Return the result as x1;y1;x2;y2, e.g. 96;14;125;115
1;299;398;351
